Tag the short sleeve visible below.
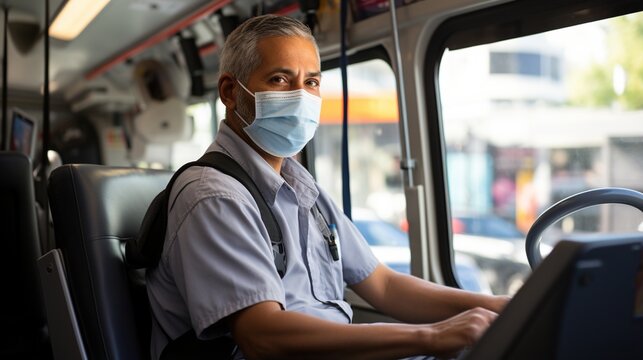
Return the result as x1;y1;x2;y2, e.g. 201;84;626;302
166;193;286;338
337;214;380;285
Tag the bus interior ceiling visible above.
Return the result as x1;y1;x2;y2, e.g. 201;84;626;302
0;0;506;168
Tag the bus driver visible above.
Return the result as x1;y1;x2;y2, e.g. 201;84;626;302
146;14;509;360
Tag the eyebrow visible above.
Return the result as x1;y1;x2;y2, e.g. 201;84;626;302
270;67;322;78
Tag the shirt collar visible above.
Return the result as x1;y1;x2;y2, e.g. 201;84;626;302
207;121;318;208
281;157;319;209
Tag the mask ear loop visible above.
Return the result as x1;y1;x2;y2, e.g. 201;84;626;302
236;79;255;98
234;79;255;127
234;109;251;127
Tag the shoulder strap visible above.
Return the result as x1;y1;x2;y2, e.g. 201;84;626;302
198;152;286;277
128;152;285;277
138;154;287;359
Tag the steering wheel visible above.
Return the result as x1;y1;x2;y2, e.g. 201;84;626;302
525;187;643;269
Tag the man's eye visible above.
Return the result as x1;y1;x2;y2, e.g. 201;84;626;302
307;79;320;88
271;76;287;84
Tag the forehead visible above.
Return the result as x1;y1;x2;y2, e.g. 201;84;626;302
254;36;320;73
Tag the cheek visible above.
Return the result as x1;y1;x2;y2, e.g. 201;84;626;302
236;90;256;118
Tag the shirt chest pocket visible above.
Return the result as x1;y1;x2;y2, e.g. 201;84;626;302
307;219;344;301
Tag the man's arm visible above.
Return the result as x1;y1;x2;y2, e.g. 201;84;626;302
350;264;510;324
227;300;497;360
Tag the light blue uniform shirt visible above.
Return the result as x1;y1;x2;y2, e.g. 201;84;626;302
147;121;380;359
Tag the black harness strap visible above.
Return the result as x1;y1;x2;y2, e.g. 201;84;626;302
156;151;284;359
128;151;285;276
204;152;286;277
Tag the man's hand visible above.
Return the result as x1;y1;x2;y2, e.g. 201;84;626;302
421;307;498;358
486;295;511;313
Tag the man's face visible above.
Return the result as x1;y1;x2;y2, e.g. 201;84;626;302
236;35;322;122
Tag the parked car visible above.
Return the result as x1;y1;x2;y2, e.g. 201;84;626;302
351;210;493;294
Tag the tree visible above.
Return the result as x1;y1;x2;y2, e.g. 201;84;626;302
569;13;643;109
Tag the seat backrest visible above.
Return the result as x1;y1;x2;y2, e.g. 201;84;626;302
0;152;49;357
48;164;172;360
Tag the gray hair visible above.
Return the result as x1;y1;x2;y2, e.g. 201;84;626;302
218;15;319;83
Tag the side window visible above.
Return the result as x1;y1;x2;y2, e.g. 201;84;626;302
314;59;410;274
438;13;643;295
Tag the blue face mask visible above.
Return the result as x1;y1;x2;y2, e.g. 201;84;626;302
235;80;322;158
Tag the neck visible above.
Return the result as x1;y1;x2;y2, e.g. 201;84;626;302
266;156;283;174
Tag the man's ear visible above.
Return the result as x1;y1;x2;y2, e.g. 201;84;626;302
218;72;237;109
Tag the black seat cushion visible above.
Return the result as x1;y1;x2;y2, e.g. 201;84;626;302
0;152;48;357
48;164;172;360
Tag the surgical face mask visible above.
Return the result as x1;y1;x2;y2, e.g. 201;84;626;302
234;80;322;158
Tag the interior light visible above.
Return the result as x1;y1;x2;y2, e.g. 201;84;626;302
49;0;111;41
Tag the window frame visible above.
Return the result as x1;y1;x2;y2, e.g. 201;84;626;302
423;0;643;289
303;46;392;179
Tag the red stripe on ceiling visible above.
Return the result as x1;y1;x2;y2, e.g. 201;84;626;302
85;0;232;80
199;42;218;57
274;3;300;16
